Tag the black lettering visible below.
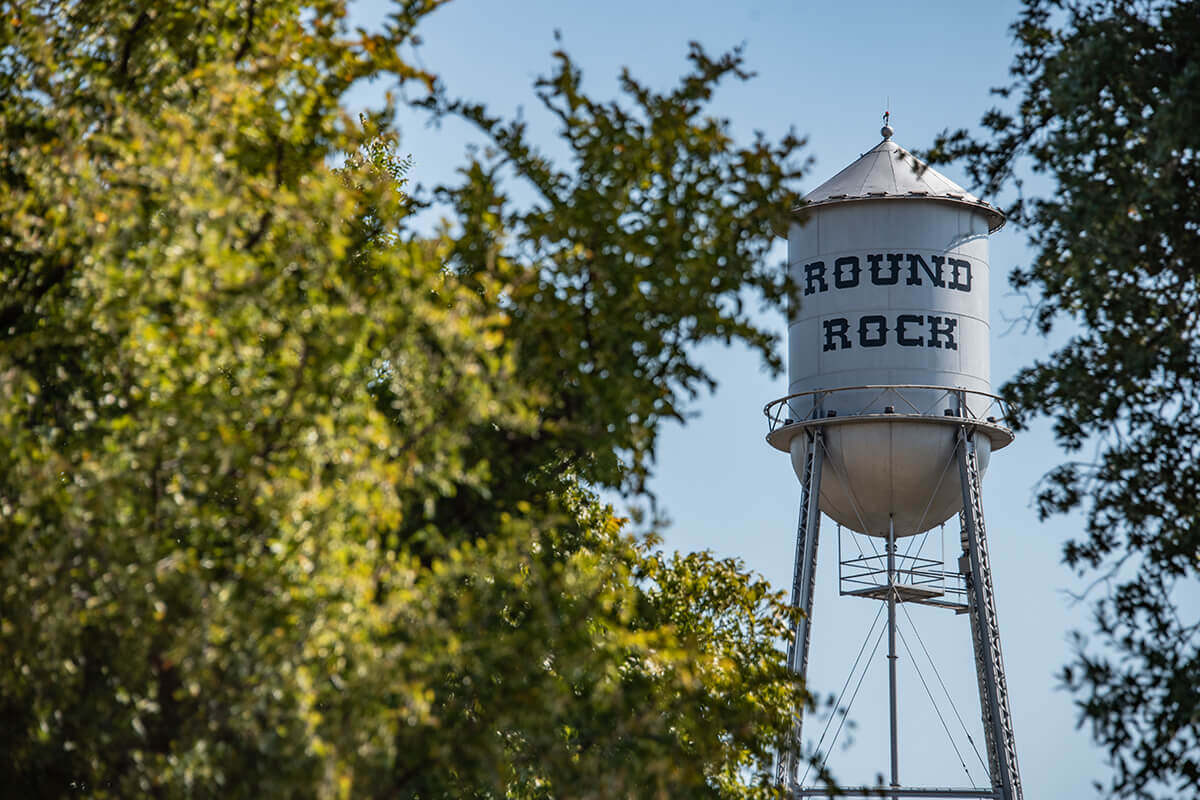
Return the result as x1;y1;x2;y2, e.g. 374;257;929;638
804;261;828;296
834;256;861;289
868;253;898;285
906;253;945;288
823;318;851;351
887;253;905;283
928;316;958;350
930;256;947;286
858;315;887;348
897;314;924;346
947;257;972;292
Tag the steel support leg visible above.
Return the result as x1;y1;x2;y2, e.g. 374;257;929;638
777;428;824;788
956;427;1022;800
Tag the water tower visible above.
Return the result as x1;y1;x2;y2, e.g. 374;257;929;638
767;121;1023;800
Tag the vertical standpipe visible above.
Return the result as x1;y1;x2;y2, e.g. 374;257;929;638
887;517;899;799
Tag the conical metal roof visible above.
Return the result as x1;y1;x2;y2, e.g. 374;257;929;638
797;127;1005;232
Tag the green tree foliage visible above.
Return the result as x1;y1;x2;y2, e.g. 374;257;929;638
425;42;802;498
0;1;812;798
930;1;1200;796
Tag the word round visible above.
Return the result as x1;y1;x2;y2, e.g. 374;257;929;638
802;252;973;296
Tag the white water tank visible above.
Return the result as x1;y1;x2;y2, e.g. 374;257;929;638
766;125;1012;537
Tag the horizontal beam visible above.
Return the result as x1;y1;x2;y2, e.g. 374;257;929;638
793;788;997;798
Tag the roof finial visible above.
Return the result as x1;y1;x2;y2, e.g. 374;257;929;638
881;106;893;140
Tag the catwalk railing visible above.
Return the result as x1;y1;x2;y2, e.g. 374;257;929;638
764;385;1014;434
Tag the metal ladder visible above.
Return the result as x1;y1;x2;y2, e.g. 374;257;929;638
957;427;1023;800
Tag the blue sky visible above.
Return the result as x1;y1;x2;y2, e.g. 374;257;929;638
350;1;1106;795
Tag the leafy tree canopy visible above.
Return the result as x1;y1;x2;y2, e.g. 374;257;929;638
929;1;1200;796
0;1;810;797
